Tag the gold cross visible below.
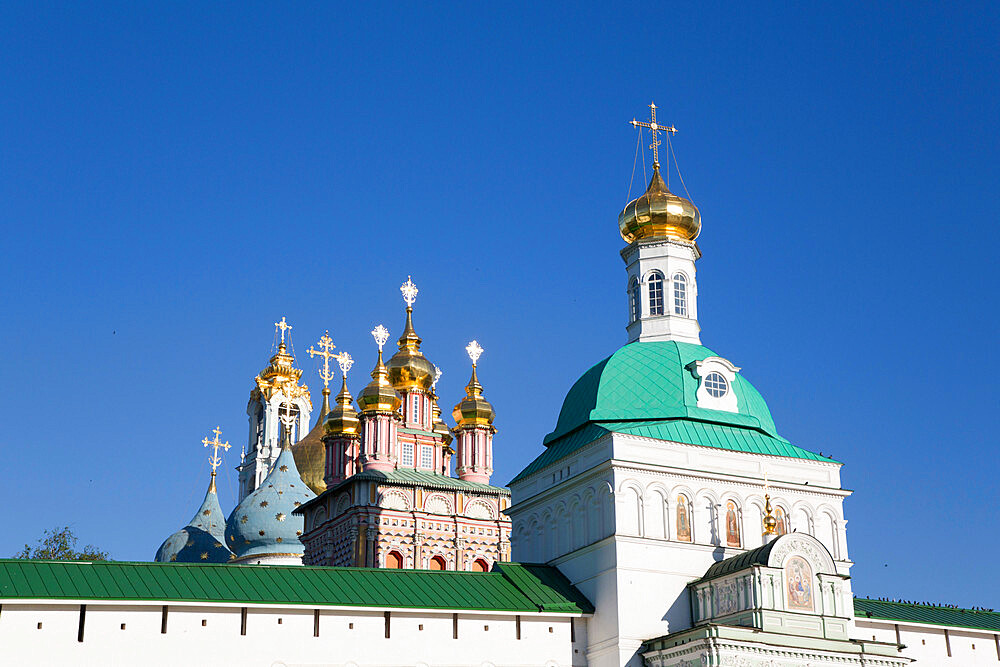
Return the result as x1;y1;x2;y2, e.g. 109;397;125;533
630;102;676;168
275;316;293;345
202;427;231;476
307;331;338;388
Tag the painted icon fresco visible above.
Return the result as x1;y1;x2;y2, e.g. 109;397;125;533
785;555;814;611
775;506;788;536
676;496;692;542
725;501;741;547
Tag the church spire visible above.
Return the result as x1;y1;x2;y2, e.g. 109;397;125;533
202;426;230;494
307;331;337;427
453;340;496;484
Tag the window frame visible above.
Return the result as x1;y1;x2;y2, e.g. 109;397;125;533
648;271;665;316
401;442;414;466
672;272;688;316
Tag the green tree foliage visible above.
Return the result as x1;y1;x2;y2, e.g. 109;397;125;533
14;526;110;561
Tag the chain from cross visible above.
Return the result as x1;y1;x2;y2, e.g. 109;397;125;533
400;276;418;307
202;426;231;475
274;316;293;345
307;331;337;388
630;102;676;168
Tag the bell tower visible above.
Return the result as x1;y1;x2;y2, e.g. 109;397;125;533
238;317;312;501
620;104;702;345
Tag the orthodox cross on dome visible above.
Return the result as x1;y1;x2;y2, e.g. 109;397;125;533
275;316;293;346
307;331;337;389
630;102;676;168
432;366;442;391
466;340;484;366
400;276;419;308
279;394;297;430
202;427;231;477
371;324;390;351
337;351;355;376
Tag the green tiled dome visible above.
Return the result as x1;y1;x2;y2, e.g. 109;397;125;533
544;341;778;445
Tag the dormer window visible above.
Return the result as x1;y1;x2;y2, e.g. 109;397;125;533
673;273;688;316
648;271;665;315
693;357;741;412
703;372;728;398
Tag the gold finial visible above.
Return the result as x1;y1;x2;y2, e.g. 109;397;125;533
307;331;337;391
630;102;676;169
762;471;777;537
202;427;231;491
466;340;484;366
275;316;293;346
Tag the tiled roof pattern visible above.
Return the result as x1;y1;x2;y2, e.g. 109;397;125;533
545;341;778;445
854;598;1000;632
511;419;834;484
0;560;592;614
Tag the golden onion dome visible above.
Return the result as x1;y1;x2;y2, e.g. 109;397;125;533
357;349;402;413
386;307;436;391
619;166;700;244
291;419;327;496
431;394;453;446
324;377;360;436
452;365;495;428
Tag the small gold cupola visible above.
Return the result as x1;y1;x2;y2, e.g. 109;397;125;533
324;353;360;436
619;103;701;244
452;341;495;428
386;276;436;392
357;325;403;413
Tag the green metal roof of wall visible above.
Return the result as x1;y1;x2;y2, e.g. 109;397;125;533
0;560;592;614
854;598;1000;632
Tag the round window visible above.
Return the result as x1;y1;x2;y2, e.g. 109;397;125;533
704;372;729;398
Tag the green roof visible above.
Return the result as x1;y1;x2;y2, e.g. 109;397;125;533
0;560;592;614
511;342;835;484
296;468;509;515
854;598;1000;632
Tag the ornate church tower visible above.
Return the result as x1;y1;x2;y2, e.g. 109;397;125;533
356;325;402;472
237;317;312;501
453;341;496;484
323;353;360;488
620;104;701;345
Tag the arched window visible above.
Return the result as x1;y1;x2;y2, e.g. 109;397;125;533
725;501;741;547
471;558;489;573
385;551;403;569
648;272;665;315
676;495;692;542
628;278;640;322
673;273;688;316
775;507;788;536
429;555;446;571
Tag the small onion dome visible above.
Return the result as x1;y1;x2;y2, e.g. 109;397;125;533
452;365;496;428
357;349;402;413
431;394;453;446
619;166;701;244
155;474;233;563
224;441;316;562
386;307;436;391
324;376;360;436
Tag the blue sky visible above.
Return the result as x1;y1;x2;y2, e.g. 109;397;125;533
1;3;997;605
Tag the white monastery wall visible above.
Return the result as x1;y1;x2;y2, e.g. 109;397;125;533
856;618;1000;665
0;600;584;667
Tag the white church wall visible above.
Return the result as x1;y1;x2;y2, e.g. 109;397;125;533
856;618;1000;665
0;600;584;667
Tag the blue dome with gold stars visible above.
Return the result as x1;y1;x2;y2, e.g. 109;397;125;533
154;477;233;563
224;445;316;563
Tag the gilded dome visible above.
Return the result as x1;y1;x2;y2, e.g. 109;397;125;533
324;377;360;436
619;167;700;244
357;350;402;413
452;365;495;428
386;308;436;391
291;418;327;496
